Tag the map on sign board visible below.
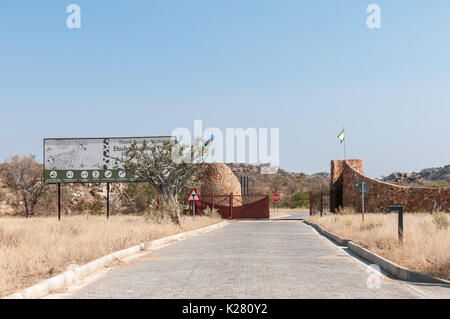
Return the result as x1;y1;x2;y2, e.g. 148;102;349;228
44;136;175;184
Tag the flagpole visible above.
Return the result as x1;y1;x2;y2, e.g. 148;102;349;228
344;126;346;161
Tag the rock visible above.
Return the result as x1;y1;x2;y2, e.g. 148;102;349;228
382;172;424;184
200;163;242;205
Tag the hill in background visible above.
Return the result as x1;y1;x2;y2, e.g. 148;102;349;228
226;163;330;207
381;165;450;188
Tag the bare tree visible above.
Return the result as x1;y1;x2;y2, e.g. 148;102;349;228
120;139;208;225
317;178;330;194
1;155;48;217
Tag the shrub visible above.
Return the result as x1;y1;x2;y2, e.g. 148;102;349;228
432;212;449;230
280;199;296;209
202;207;221;218
88;199;104;215
359;221;383;231
337;206;356;215
120;183;156;214
290;191;310;208
143;209;166;223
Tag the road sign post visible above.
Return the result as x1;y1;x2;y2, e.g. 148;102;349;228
356;182;370;221
57;183;61;221
362;187;364;221
106;182;110;219
186;188;201;219
272;193;280;215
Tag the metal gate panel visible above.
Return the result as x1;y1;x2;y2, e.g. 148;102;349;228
196;194;269;219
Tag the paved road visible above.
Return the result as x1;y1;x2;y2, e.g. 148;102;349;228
54;218;449;299
271;211;310;220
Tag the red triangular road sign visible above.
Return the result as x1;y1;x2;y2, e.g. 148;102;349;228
186;188;201;202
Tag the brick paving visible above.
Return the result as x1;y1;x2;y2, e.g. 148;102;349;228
57;216;449;299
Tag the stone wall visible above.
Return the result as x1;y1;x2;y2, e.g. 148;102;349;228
331;160;450;213
330;160;363;212
200;163;242;206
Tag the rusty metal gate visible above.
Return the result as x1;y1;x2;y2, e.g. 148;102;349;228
309;190;330;215
196;194;270;219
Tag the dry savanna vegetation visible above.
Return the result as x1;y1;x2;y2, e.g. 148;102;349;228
0;147;224;298
308;210;450;280
0;214;222;298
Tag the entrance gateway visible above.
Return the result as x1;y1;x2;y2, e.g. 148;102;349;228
195;194;270;219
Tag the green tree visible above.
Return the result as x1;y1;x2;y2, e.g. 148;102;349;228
120;138;208;225
118;183;156;214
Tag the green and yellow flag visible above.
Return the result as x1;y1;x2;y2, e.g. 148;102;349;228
337;128;345;144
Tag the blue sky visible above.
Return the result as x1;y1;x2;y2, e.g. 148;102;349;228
1;0;449;178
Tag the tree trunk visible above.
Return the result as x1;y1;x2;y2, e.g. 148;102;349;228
168;194;181;225
23;194;29;218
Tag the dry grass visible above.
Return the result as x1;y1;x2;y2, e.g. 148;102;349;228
0;214;222;297
308;212;450;280
270;207;308;214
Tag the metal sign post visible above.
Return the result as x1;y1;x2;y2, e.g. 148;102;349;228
356;182;370;222
272;193;280;215
362;186;365;222
57;183;61;221
186;188;201;219
106;182;110;219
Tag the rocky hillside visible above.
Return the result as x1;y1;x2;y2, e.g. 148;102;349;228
381;165;450;188
226;163;330;197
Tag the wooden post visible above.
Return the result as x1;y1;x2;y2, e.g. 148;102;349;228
229;193;233;220
320;190;323;217
389;206;404;244
309;191;312;215
398;207;403;244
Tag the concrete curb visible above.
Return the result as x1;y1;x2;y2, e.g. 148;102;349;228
140;221;228;250
303;220;351;246
348;242;450;285
304;220;450;285
3;221;228;299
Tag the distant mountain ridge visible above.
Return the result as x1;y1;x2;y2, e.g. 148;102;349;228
381;164;450;187
226;163;330;197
